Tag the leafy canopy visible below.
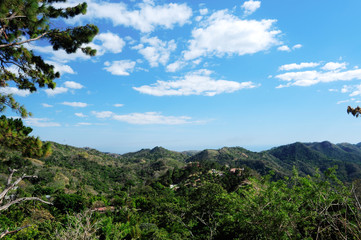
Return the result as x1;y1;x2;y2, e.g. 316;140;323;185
0;0;98;117
0;0;98;157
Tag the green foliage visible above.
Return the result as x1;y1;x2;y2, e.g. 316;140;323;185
0;0;98;117
53;194;86;214
2;142;361;239
0;115;51;158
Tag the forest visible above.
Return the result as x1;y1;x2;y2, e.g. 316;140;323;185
1;141;361;239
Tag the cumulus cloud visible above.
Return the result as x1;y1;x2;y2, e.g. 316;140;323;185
62;102;88;107
45;87;68;96
23;118;61;127
183;10;281;60
200;8;208;15
292;44;302;50
166;60;186;72
46;61;76;75
42;103;53;108
54;0;192;33
89;32;126;55
277;45;291;52
0;87;31;97
241;0;261;16
114;104;124;107
339;84;361;97
278;44;302;52
133;69;258;96
133;36;176;67
64;81;84;89
279;62;320;71
91;111;114;118
275;62;361;88
104;60;136;76
321;62;347;71
91;110;194;125
75;112;87;117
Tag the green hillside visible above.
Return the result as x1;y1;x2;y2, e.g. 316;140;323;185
2;141;361;239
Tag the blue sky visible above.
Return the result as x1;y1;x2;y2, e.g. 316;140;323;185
2;0;361;153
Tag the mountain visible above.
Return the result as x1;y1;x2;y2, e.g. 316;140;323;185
266;141;361;181
185;142;361;182
186;147;286;176
3;140;361;197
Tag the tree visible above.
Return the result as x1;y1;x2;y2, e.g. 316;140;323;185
0;168;52;238
0;1;98;237
0;115;52;158
0;0;98;156
0;0;98;117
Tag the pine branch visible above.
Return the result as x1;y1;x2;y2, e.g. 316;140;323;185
0;32;48;48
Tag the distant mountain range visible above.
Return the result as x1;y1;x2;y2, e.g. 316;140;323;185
95;140;361;182
185;141;361;182
3;140;361;197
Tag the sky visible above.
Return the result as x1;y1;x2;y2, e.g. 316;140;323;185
2;0;361;154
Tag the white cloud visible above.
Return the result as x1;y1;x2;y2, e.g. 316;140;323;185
56;0;192;33
0;87;31;97
183;10;281;60
200;8;208;15
89;32;126;55
133;69;258;96
62;102;88;107
45;87;68;96
279;62;320;71
91;111;114;118
341;85;351;93
337;99;353;104
91;110;194;125
277;45;291;52
275;68;361;87
114;104;124;107
104;60;136;76
76;122;93;126
113;112;193;125
46;61;76;75
133;36;176;67
166;60;186;72
64;81;84;89
75;112;87;117
23;118;61;127
241;0;261;16
340;84;361;97
349;85;361;97
42;103;53;108
292;44;302;50
321;62;347;71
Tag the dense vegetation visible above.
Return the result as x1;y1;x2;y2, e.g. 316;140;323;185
1;141;361;239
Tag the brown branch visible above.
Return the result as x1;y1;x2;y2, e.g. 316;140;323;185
0;173;37;201
0;15;26;21
0;32;47;48
0;197;52;212
7;168;17;187
0;225;31;239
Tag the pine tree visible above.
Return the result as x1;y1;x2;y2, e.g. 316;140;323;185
0;0;98;157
